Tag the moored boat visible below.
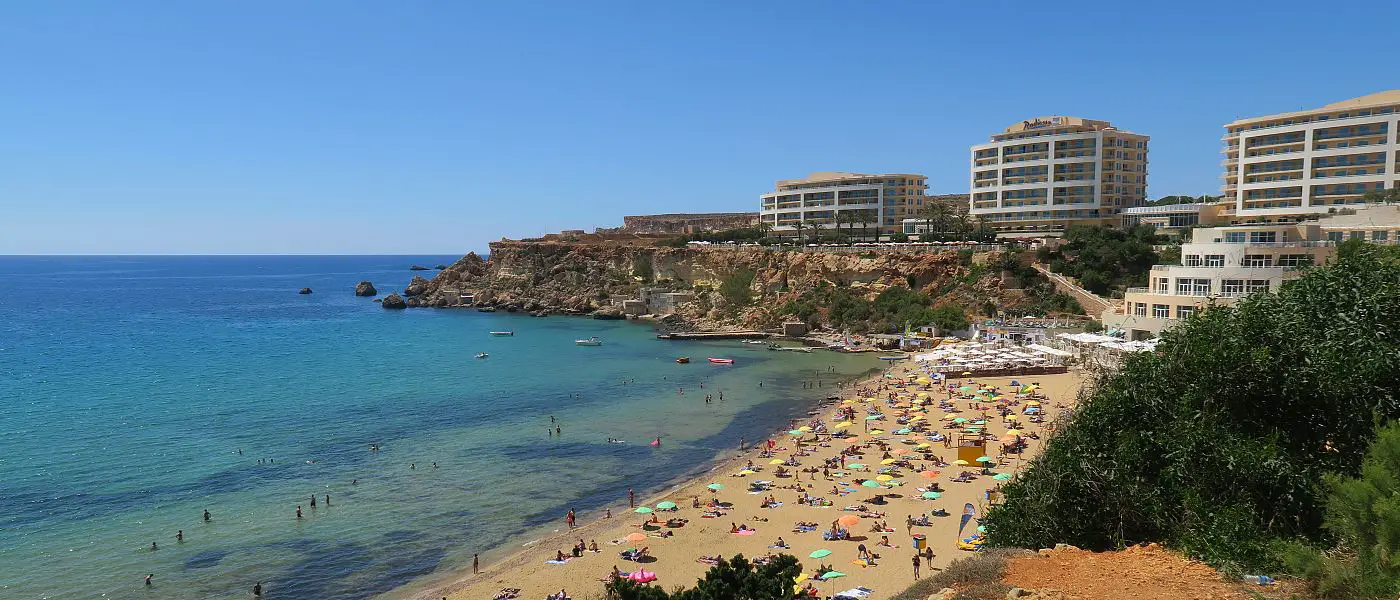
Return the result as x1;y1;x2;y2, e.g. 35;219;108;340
576;337;603;346
707;358;734;364
675;357;690;364
489;331;514;336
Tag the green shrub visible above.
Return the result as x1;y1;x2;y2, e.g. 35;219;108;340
984;244;1400;573
930;303;969;332
605;553;801;600
1038;225;1165;296
890;232;909;243
718;269;756;309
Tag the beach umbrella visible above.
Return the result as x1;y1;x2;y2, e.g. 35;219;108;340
847;463;865;469
875;474;894;482
961;371;973;376
958;386;975;393
975;456;991;463
880;458;897;465
942;414;956;420
921;491;941;500
788;430;804;435
954;459;970;466
896;428;913;435
864;415;881;421
635;506;653;513
798;426;812;432
993;473;1012;481
707;483;724;491
972;420;987;425
834;422;852;429
1020;384;1037;393
1006;414;1020;421
1005;429;1023;436
952;418;967;424
656;501;677;510
837;515;860;527
915;443;931;449
738;469;756;475
869;429;885;435
820;571;846;581
861;480;880;488
977;525;987;534
919;470;939;479
625;532;647;542
809;549;832;559
1026;401;1041;406
891;448;909;456
769;459;786;465
998;434;1019;444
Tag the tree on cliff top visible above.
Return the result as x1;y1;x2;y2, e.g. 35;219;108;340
984;243;1400;572
605;553;802;600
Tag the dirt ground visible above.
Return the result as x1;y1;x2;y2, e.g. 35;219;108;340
1001;544;1299;600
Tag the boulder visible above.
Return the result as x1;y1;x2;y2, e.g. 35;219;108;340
298;287;313;295
355;281;378;297
434;264;448;270
403;276;431;297
593;307;625;320
926;589;956;600
409;265;429;271
380;293;406;309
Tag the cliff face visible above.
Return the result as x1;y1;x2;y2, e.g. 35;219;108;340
408;241;1044;330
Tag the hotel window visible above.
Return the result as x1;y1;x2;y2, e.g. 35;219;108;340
1183;255;1202;267
1242;255;1273;267
1248;231;1278;243
1155;278;1168;294
1204;255;1225;267
1177;278;1210;296
1221;279;1245;297
1176;306;1196;319
1134;303;1146;317
1224;232;1246;243
1351;231;1365;240
1327;231;1344;242
1152;304;1170;318
1278;254;1314;267
1246;280;1271;294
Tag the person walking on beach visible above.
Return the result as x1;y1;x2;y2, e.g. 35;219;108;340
628;488;635;508
473;553;480;574
912;553;921;579
566;508;576;529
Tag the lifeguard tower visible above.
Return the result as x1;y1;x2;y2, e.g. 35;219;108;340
956;433;987;464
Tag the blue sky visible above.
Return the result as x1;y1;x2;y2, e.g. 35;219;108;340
2;1;1397;254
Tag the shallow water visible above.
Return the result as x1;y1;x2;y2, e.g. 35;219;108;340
0;256;878;599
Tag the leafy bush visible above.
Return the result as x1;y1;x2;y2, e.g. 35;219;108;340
984;244;1400;573
930;303;969;332
1287;422;1400;599
632;259;654;282
1037;225;1165;296
890;232;909;243
604;553;801;600
718;269;756;309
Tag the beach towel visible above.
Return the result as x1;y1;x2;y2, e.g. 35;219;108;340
732;529;757;535
545;559;570;565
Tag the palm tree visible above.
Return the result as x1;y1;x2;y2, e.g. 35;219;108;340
756;220;773;239
917;201;953;240
792;221;805;247
835;211;857;244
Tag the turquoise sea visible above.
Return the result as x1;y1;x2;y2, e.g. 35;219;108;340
0;256;879;600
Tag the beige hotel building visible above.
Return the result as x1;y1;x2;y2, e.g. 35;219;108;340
969;117;1149;236
1221;91;1400;222
759;172;929;235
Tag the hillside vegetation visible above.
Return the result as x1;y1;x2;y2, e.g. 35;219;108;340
1036;225;1167;296
985;241;1400;578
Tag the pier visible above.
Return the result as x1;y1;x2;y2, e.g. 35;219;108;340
655;331;771;340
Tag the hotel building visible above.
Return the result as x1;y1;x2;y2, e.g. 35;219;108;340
1105;222;1335;340
969;117;1149;236
1221;91;1400;222
759;172;928;235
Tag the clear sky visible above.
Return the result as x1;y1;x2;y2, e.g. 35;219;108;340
3;1;1397;254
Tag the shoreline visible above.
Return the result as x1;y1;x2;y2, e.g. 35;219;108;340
386;365;878;600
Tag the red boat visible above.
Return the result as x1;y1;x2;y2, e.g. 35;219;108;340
707;358;734;364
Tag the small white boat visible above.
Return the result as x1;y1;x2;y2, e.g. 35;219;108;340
475;352;489;359
489;331;514;337
742;340;766;345
575;337;603;346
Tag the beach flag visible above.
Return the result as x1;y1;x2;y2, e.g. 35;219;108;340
958;503;976;536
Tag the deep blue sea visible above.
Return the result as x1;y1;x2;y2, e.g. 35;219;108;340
0;256;879;600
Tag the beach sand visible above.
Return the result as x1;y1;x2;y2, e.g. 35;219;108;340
417;364;1085;600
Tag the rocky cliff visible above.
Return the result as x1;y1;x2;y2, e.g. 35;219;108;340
406;241;1059;330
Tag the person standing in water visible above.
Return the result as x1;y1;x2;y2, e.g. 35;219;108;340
310;495;316;508
295;505;303;519
628;487;635;508
325;494;330;506
203;509;211;522
144;574;153;586
253;581;263;596
175;530;183;542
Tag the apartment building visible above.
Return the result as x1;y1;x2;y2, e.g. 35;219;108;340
1105;222;1335;340
969;117;1149;236
759;172;928;235
1221;91;1400;222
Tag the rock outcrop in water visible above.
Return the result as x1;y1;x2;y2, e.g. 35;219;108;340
380;293;406;309
403;276;431;297
404;242;1058;331
298;287;313;295
355;281;377;297
409;265;429;271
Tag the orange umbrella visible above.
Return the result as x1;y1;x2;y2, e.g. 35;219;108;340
625;532;647;542
837;515;861;527
891;448;910;456
919;470;940;479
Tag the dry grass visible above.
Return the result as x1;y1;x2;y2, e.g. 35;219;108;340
887;549;1032;600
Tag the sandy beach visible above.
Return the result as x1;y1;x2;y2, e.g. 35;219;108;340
418;360;1085;600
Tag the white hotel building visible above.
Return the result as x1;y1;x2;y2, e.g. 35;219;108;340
1222;91;1400;222
759;172;928;235
969;117;1149;236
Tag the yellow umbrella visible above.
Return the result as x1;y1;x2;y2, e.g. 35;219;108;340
915;443;931;449
880;458;897;465
891;448;910;456
915;378;931;385
769;459;786;465
1026;401;1041;406
954;459;970;466
909;415;924;421
738;469;756;475
1006;414;1020;421
916;392;929;398
834;421;853;429
798;426;812;432
1005;429;1023;436
942;414;957;420
875;474;894;482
